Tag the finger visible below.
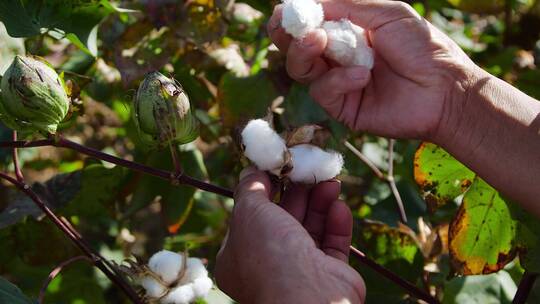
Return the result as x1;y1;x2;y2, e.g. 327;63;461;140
234;167;273;209
321;200;353;262
286;29;329;83
309;66;370;126
267;5;292;53
303;180;341;246
320;0;421;30
279;183;310;222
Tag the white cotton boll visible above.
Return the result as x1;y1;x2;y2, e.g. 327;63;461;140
161;284;195;304
148;250;184;285
289;144;344;183
241;119;288;171
281;0;324;38
181;258;208;283
192;277;214;298
140;276;167;298
322;19;374;69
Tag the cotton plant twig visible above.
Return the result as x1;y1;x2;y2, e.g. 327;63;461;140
0;171;143;303
0;136;234;198
344;139;407;223
169;143;183;179
0;148;144;303
350;246;439;304
513;272;538;304
387;139;407;223
38;255;93;304
12;131;23;182
344;140;385;179
1;137;434;302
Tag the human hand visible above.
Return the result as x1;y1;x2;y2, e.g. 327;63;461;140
215;167;365;303
268;0;477;142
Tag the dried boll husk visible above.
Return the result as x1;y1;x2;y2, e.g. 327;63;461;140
133;72;199;148
0;55;69;134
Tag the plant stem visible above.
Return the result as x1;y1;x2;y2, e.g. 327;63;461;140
12;131;23;182
349;246;439;304
39;256;93;304
169;144;183;177
0;172;143;303
388;139;407;224
344;140;385;179
345;139;408;223
513;272;538;304
0;137;234;198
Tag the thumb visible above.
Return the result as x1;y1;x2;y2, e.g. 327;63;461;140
234;167;273;208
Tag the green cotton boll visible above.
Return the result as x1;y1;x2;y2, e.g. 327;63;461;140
133;72;199;148
0;55;70;134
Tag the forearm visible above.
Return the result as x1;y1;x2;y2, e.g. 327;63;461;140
437;66;540;217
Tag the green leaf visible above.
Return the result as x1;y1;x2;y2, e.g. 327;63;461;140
442;270;516;304
449;178;519;275
61;164;126;218
353;221;424;302
414;142;475;212
0;171;82;228
0;276;34;304
218;72;278;127
0;0;114;56
356;221;424;281
161;146;208;234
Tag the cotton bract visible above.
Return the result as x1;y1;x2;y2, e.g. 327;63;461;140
322;19;374;69
289;144;344;183
281;0;324;38
241;119;288;172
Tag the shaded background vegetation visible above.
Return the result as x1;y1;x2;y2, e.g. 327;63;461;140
1;0;540;303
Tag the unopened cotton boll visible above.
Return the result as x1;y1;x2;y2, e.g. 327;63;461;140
161;284;195;304
241;119;288;171
140;276;167;298
148;250;184;285
289;144;344;183
192;277;214;298
322;19;374;69
281;0;324;38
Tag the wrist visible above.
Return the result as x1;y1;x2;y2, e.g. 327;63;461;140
430;62;488;149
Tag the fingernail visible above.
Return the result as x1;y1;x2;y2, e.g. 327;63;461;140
239;166;257;180
346;67;368;80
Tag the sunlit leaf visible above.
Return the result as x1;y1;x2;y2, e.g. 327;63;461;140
414;142;475;212
449;178;519;275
